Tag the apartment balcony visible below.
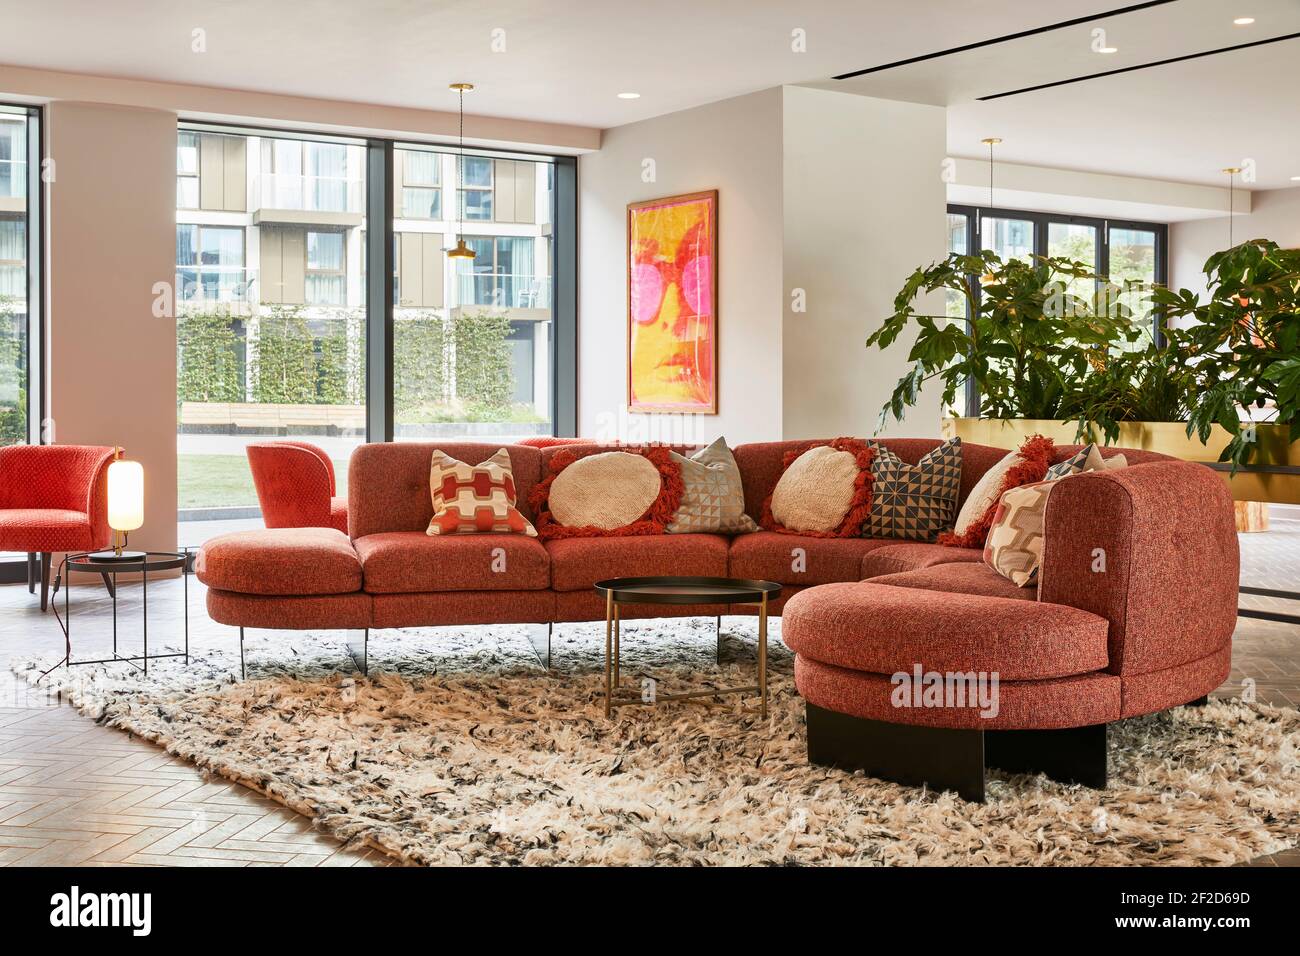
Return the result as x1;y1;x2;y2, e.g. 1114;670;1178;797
252;173;364;227
456;273;551;311
176;267;257;311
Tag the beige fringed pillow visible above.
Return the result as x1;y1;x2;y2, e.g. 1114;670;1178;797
547;451;663;530
984;451;1128;587
667;437;758;534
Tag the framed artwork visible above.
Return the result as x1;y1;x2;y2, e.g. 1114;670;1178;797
627;190;718;413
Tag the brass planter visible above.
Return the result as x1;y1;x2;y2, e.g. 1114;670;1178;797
939;417;1300;504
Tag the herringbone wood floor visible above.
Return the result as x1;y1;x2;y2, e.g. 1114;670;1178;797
2;523;1299;867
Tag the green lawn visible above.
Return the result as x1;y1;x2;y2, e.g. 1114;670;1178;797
178;454;348;510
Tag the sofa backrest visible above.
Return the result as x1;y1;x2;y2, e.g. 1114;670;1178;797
348;442;543;539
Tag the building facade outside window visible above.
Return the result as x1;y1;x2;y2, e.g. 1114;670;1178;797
0;105;36;453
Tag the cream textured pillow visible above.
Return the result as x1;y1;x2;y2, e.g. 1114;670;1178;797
770;445;861;533
667;437;758;534
547;451;662;530
952;451;1018;539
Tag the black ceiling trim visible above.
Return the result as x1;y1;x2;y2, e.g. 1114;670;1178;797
978;30;1300;100
832;0;1179;80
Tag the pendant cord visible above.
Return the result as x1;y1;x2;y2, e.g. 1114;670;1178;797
1227;170;1234;247
457;89;464;243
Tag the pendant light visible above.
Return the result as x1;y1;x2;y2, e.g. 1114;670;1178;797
979;137;1002;285
447;82;476;260
1221;166;1242;248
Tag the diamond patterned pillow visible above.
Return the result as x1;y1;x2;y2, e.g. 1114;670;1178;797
863;438;962;541
1046;443;1127;480
667;437;758;534
426;447;537;536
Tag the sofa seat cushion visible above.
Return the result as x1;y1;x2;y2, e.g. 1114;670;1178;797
546;534;729;592
782;582;1110;681
860;542;983;579
728;531;893;586
869;562;1037;602
0;508;96;552
196;528;362;596
354;532;550;593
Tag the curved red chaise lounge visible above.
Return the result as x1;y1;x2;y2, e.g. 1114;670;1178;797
197;439;1239;801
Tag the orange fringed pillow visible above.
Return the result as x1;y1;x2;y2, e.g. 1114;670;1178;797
528;446;684;540
760;437;875;538
939;434;1054;549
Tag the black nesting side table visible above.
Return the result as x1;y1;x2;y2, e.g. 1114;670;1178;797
39;550;191;682
593;576;782;719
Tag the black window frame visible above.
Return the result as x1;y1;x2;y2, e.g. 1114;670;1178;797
0;103;43;582
946;202;1168;416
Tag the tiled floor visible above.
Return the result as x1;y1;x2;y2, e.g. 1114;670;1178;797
2;524;1299;867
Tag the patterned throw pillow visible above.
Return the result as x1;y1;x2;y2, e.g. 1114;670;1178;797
939;435;1054;549
984;448;1129;586
762;438;875;537
667;437;758;534
864;438;962;541
1046;443;1127;480
426;447;536;536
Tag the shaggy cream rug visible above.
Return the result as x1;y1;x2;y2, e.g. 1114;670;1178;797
15;617;1300;866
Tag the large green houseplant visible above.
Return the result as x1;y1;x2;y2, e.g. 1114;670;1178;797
1152;239;1300;469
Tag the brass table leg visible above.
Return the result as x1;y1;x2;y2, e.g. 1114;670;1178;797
758;593;769;719
613;604;622;690
604;590;613;718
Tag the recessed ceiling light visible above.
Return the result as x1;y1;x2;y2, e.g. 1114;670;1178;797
1234;17;1256;25
1291;175;1300;181
617;92;641;99
1097;46;1118;53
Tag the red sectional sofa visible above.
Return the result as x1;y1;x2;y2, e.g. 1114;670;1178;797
196;438;1240;801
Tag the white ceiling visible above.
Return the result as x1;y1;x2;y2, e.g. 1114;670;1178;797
2;0;1298;189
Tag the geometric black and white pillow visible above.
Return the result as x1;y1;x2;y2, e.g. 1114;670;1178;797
863;437;963;541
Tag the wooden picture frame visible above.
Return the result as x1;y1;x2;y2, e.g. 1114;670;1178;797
626;189;718;414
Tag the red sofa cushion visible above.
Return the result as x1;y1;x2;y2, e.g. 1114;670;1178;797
0;509;97;552
782;582;1110;681
546;533;729;592
329;496;348;534
860;542;984;578
354;532;550;593
197;528;362;595
869;562;1037;602
728;531;893;586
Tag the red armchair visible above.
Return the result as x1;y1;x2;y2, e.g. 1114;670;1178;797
246;441;348;534
0;444;117;610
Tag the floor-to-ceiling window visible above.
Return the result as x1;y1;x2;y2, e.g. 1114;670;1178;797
0;105;41;582
392;146;554;442
176;126;367;545
0;105;37;450
176;127;569;542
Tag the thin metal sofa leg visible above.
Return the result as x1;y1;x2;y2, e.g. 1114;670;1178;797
527;622;553;669
238;627;246;680
346;628;369;676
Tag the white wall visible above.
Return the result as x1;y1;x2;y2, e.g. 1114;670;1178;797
781;87;947;440
577;88;784;445
576;86;948;445
1171;186;1300;298
46;101;178;553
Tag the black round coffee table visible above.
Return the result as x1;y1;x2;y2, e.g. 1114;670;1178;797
593;576;782;718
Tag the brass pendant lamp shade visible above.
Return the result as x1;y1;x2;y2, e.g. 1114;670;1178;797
448;82;476;260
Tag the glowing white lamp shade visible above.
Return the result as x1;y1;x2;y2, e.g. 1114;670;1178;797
107;458;145;533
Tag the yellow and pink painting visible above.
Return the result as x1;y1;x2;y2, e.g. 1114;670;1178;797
627;190;717;413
